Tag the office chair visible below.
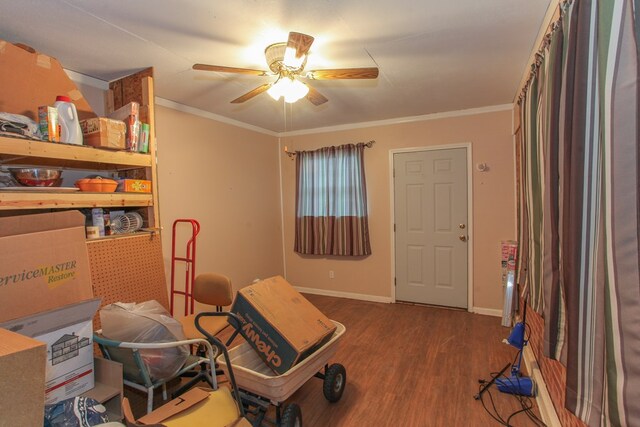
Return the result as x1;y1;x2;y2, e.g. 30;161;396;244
179;273;233;341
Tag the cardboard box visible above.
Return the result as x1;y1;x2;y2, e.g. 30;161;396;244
84;357;123;421
108;102;140;151
231;276;336;374
134;387;250;426
138;122;150;153
0;328;47;426
0;211;95;323
38;105;60;142
109;101;139;122
125;116;140;151
0;39;95;121
80;117;126;150
117;178;152;193
0;298;100;404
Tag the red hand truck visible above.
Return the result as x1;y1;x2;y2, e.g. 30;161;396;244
170;219;200;316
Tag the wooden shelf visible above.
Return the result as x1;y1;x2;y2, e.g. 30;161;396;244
0;135;151;170
85;228;160;242
0;59;159;230
0;191;152;210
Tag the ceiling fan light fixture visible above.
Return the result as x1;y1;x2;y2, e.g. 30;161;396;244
283;46;306;69
267;80;283;100
284;79;309;103
267;77;309;103
194;31;377;105
265;42;287;73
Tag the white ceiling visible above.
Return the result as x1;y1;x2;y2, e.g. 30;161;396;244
0;0;550;133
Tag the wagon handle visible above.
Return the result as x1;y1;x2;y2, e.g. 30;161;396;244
195;311;246;417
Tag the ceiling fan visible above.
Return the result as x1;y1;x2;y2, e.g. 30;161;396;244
193;32;379;105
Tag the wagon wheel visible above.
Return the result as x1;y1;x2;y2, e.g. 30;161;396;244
280;403;302;427
323;363;346;402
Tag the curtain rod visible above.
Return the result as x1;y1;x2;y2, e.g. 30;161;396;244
513;0;570;104
284;140;375;159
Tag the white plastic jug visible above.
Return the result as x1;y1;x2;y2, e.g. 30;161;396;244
54;95;83;145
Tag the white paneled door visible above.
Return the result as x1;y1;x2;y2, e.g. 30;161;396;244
394;148;468;308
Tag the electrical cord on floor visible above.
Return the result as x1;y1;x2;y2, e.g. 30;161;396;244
477;378;546;426
476;350;547;427
477;380;508;426
497;374;546;427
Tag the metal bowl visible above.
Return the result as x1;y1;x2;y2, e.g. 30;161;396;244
8;168;63;187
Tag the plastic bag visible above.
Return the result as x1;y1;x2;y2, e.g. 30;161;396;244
43;396;108;427
99;300;189;381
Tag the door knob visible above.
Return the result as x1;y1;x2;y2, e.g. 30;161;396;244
459;223;466;229
459;235;467;242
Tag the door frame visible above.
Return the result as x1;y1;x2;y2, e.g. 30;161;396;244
389;143;474;310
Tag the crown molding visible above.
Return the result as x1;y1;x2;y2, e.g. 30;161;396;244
59;71;513;138
279;104;514;137
154;98;278;136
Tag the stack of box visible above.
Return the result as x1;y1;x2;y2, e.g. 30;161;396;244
80;118;126;150
0;211;100;405
108;102;149;152
109;101;139;151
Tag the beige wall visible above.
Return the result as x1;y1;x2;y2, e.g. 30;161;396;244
72;78;514;312
280;109;516;311
154;105;515;312
155;106;284;309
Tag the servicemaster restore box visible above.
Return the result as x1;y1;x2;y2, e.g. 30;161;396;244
0;211;94;323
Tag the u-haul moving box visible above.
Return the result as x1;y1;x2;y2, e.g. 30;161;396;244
231;276;336;375
0;211;98;404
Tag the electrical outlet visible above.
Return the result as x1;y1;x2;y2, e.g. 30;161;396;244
329;270;335;279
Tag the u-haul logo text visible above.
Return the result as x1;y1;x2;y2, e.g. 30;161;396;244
242;323;282;367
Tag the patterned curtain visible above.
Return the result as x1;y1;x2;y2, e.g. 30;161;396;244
294;143;371;256
517;0;640;425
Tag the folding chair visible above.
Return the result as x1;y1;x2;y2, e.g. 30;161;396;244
93;333;216;414
120;316;248;426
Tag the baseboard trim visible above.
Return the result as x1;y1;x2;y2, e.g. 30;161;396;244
522;345;561;427
294;288;503;312
471;307;503;317
294;286;393;304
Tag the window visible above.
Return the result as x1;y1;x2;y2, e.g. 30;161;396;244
294;143;371;256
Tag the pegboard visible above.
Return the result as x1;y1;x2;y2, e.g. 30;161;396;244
87;233;169;331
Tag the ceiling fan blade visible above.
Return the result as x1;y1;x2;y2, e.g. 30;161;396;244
306;84;328;106
283;32;314;67
193;64;269;76
230;83;273;104
306;67;379;80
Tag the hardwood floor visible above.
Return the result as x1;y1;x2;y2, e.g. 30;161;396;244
126;294;544;426
290;294;542;427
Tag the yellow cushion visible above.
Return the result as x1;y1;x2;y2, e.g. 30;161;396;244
180;314;229;340
163;387;240;427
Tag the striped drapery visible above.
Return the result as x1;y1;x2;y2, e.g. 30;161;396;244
517;0;640;425
294;143;371;256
